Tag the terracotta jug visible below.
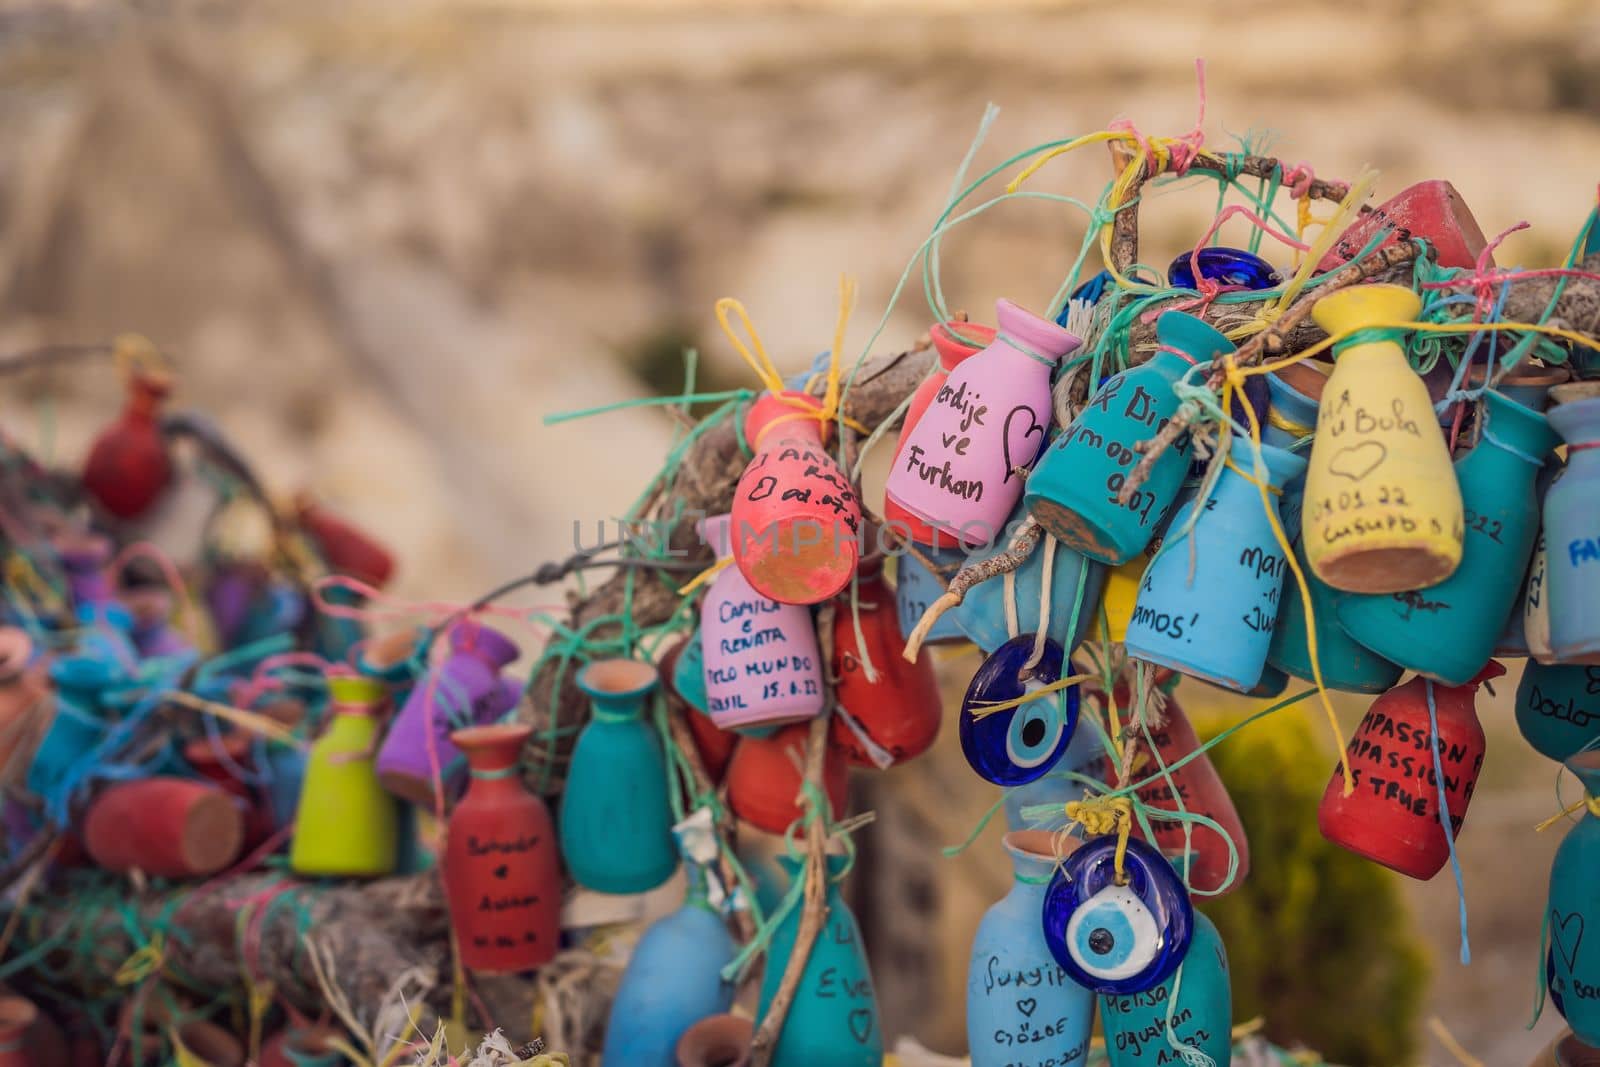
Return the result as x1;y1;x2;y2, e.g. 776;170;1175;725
81;362;174;520
0;996;36;1067
445;722;560;973
697;514;824;730
675;1014;751;1067
1300;284;1463;593
1316;180;1489;273
882;320;996;548
661;638;737;781
84;777;243;878
377;618;521;806
290;675;397;878
828;564;940;767
183;732;273;853
295;494;396;589
888;299;1079;547
1318;664;1503;879
730;392;861;605
726;724;848;834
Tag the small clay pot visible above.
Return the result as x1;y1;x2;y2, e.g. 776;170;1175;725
1552;381;1600;406
676;1013;753;1067
1530;1030;1600;1067
84;778;244;878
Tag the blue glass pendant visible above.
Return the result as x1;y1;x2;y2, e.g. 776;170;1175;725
1042;835;1192;994
959;635;1078;786
1167;246;1279;292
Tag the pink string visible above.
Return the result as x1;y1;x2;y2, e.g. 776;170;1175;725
111;540;194;632
232;651;332;708
1108;59;1208;180
1279;162;1316;199
1158;204;1311;317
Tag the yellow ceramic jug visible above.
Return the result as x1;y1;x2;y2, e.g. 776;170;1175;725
289;674;398;877
1089;555;1146;644
1300;284;1462;593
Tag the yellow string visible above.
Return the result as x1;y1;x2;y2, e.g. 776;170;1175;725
164;691;307;749
1063;795;1135;884
1265;406;1315;438
1222;457;1282;496
114;931;166;986
675;554;733;597
5;554;63;614
113;333;169;378
1428;1016;1486;1067
965;672;1096;720
1261;168;1379;326
1218;356;1353;795
1534;794;1600;832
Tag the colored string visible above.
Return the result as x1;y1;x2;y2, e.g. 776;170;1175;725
1425;680;1471;965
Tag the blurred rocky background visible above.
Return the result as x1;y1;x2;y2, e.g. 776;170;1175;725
3;0;1599;1062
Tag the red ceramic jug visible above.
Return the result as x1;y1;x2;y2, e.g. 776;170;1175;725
882;321;996;548
83;777;244;878
661;640;736;782
1316;179;1489;274
295;494;397;588
0;995;36;1067
726;724;849;834
445;723;561;973
730;392;861;606
1318;662;1504;880
828;565;941;768
0;629;47;784
1110;690;1249;896
81;366;174;520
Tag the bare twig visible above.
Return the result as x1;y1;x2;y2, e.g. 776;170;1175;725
902;518;1042;662
749;604;837;1067
660;705;756;945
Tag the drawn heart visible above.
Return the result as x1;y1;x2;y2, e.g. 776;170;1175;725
492;864;509;880
847;1008;874;1045
1326;440;1387;483
1001;405;1048;483
1554;910;1585;974
1016;997;1037;1017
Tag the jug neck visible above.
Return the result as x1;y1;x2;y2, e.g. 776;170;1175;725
1473;391;1556;469
1002;830;1066;887
577;658;660;720
993;299;1081;367
930;321;996;371
1566;752;1600;803
746;392;827;451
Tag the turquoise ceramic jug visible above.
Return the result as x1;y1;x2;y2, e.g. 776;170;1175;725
1101;910;1231;1067
1545;390;1600;663
966;831;1094;1067
1261;364;1327;451
1336;390;1556;685
757;853;881;1067
1267;525;1402;693
602;872;736;1067
559;659;679;894
1026;312;1230;565
955;501;1106;655
1518;662;1600;763
1124;437;1306;692
897;545;970;646
1546;751;1600;1046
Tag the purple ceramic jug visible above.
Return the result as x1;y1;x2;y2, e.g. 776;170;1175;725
884;300;1079;547
698;513;824;730
376;618;521;806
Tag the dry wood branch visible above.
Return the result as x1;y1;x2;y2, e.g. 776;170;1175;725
902;518;1042;662
748;605;837;1067
661;705;756;944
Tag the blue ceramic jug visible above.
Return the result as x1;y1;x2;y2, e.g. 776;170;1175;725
1003;724;1113;831
897;545;970;646
1336;390;1556;684
27;655;117;804
955;502;1105;655
1261;364;1327;452
967;831;1094;1067
757;853;881;1067
559;659;679;894
1518;663;1600;763
602;873;736;1067
1026;312;1230;565
1125;437;1306;692
1498;454;1564;658
1546;751;1600;1046
1545;391;1600;663
1101;910;1231;1067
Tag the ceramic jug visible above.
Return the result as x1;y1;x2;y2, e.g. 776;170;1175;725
726;723;849;834
1262;362;1328;451
955;500;1106;655
602;872;737;1067
675;1014;752;1067
829;564;941;767
730;391;860;605
377;618;521;807
895;544;970;646
81;362;174;520
1089;554;1149;645
446;723;560;973
290;674;397;877
1125;437;1305;692
883;320;996;548
757;853;881;1067
1501;453;1564;659
1318;665;1502;879
966;831;1094;1067
1027;312;1226;565
1518;663;1600;764
1002;723;1113;831
887;300;1079;547
661;637;736;782
1317;180;1489;273
697;514;824;730
1334;390;1554;684
0;996;36;1067
1101;911;1231;1067
27;654;116;804
1545;388;1600;663
559;659;678;893
1546;750;1600;1046
1300;284;1463;593
83;777;243;878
